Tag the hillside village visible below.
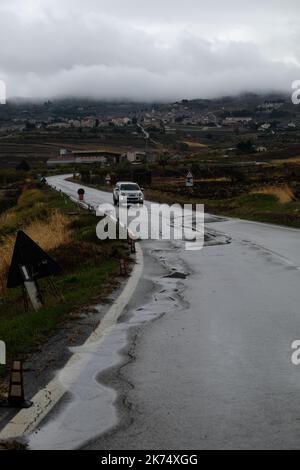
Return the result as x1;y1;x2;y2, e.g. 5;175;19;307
0;94;299;170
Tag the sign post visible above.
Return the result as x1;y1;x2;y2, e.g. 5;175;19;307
8;360;32;408
0;340;5;365
186;171;194;188
7;231;61;311
0;360;32;409
19;265;43;311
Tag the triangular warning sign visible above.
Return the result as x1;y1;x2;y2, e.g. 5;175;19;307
7;231;61;288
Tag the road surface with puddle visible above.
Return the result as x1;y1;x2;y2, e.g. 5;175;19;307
27;175;300;450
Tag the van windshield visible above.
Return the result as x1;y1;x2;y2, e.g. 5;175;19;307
120;184;139;191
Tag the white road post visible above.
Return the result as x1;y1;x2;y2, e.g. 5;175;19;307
0;340;5;365
20;265;43;311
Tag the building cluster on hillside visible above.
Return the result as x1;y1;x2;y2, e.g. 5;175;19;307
223;117;253;127
47;148;158;167
256;100;284;112
0;97;299;138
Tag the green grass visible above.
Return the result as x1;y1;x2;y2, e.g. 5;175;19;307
203;193;300;228
145;188;300;229
0;183;129;377
0;260;118;366
0;185;75;238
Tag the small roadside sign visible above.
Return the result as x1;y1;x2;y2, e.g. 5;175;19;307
7;231;61;289
7;231;61;311
77;188;85;201
186;171;194;187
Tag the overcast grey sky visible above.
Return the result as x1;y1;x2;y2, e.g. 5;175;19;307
1;0;300;101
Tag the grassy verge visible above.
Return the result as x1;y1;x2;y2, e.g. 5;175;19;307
145;188;300;228
0;183;128;376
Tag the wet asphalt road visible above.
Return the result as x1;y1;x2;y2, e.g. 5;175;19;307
29;175;300;449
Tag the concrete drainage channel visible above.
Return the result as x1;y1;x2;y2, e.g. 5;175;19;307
0;188;144;446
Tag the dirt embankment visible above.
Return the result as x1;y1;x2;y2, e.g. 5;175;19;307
252;185;296;203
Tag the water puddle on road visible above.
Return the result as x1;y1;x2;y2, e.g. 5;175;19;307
27;241;190;450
